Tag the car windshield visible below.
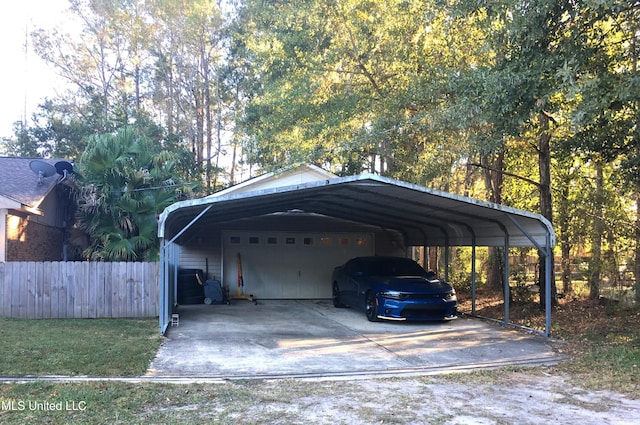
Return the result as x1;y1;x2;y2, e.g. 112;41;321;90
365;258;428;277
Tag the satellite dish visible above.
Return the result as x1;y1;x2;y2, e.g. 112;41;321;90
29;160;57;185
55;160;74;176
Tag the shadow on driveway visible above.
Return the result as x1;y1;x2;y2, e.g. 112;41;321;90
147;300;563;379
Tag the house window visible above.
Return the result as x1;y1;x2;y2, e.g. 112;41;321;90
230;236;241;244
320;237;332;246
267;237;278;245
285;237;296;245
356;237;367;246
303;237;313;246
340;238;349;246
249;236;259;244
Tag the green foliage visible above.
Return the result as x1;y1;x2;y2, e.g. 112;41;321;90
75;126;196;261
7;0;638;291
447;247;490;292
558;1;640;184
0;123;42;157
236;0;491;182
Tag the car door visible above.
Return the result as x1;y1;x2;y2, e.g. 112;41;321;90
352;259;371;309
342;258;364;306
338;260;357;305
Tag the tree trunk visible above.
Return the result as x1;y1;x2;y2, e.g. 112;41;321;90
428;247;438;274
558;174;572;294
482;151;504;292
463;160;474;197
135;63;141;111
589;161;604;300
537;110;557;308
636;186;640;303
213;77;224;191
202;38;213;194
561;236;571;295
486;247;504;292
166;55;175;136
632;17;640;303
193;87;204;168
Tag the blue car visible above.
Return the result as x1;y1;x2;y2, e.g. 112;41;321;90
331;256;457;322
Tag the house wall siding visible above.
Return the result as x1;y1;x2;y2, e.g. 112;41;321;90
179;230;222;280
6;214;64;261
33;186;66;227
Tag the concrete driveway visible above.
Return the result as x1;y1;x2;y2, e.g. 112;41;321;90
147;300;563;379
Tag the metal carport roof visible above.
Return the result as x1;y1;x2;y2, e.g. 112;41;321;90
158;173;556;336
159;173;555;248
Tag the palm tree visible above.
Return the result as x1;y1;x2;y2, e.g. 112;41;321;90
75;126;195;261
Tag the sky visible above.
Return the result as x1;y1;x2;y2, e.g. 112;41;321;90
0;0;71;139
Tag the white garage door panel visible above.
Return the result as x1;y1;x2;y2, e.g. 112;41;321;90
222;232;374;299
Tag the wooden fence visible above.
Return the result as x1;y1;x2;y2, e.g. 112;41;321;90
0;262;159;319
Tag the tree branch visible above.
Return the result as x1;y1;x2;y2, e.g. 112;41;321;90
340;15;385;98
469;162;541;188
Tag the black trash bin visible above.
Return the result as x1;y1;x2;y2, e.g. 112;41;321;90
177;269;205;305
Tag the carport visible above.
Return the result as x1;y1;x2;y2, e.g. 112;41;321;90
158;170;555;336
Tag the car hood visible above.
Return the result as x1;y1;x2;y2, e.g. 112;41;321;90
369;276;453;293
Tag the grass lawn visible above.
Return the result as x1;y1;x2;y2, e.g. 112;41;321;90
0;318;162;376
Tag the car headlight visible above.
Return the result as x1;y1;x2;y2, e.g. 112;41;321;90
444;290;457;301
379;291;409;300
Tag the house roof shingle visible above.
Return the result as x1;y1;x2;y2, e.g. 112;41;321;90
0;157;69;210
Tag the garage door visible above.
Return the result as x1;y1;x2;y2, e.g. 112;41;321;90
222;231;374;299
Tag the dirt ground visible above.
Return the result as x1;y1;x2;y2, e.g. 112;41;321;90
312;374;638;425
157;369;640;424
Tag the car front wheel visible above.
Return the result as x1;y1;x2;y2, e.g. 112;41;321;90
365;291;379;322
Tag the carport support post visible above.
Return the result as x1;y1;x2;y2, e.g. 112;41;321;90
503;214;554;337
444;237;450;282
503;236;510;325
471;241;477;316
423;246;428;268
545;234;552;337
159;239;169;334
159;239;179;335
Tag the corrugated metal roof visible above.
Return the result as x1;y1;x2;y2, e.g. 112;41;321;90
159;173;555;249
